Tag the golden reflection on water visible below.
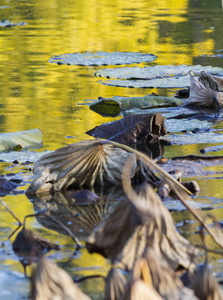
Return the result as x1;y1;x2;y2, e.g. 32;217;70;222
0;0;223;298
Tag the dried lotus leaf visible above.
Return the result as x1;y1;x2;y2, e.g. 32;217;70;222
121;279;163;300
12;227;59;258
31;257;91;300
104;268;127;300
27;139;153;195
184;72;223;108
86;113;166;143
116;183;198;271
141;248;198;300
86;198;141;258
198;71;220;91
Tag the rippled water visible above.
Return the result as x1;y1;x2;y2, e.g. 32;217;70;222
0;0;223;299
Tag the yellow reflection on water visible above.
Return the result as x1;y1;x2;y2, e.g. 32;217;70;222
0;0;218;151
0;0;222;297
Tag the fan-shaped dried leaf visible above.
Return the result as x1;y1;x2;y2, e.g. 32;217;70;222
27;139;151;195
12;227;59;258
104;268;127;300
184;72;223;108
191;262;223;300
31;257;91;300
116;183;198;271
86;113;167;144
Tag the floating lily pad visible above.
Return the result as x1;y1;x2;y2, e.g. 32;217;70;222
49;52;157;66
97;65;223;88
164;131;223;145
0;19;26;27
0;129;43;152
95;65;223;80
100;75;191;88
89;95;183;116
165;118;212;133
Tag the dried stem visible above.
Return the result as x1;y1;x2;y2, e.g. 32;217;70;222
0;197;22;225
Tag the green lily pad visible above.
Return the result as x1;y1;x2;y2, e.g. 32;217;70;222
95;65;223;79
89;95;183;116
164;131;223;145
49;52;157;66
0;129;43;152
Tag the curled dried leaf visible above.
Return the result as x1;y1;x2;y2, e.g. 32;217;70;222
12;227;59;258
115;156;198;271
86;197;141;258
31;257;91;300
141;248;198;300
184;72;223;108
86;113;167;144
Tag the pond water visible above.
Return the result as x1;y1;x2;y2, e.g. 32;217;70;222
0;0;223;299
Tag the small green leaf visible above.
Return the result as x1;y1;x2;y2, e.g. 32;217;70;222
90;100;121;116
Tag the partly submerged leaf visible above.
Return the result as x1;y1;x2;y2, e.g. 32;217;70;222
183;73;223;108
0;129;43;152
86;113;167;144
49;51;157;66
89;95;183;116
95;65;223;80
31;257;92;300
26;139;157;195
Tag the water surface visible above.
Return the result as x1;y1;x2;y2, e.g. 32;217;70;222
0;0;223;298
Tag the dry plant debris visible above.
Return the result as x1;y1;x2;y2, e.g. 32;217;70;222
31;257;91;300
184;71;223;109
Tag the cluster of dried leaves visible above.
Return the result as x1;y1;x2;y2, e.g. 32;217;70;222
2;72;223;299
11;135;222;299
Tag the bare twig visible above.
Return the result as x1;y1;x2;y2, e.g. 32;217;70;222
0;197;22;225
